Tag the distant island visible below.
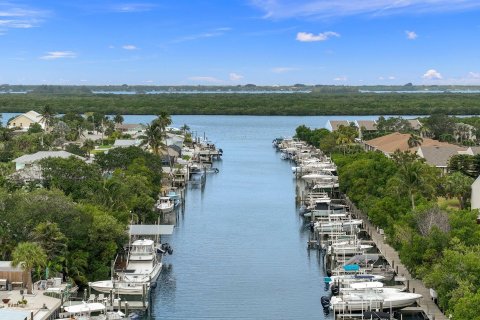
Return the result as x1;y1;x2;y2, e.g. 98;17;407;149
1;84;480;115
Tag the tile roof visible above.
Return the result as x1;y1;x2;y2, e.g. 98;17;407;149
328;120;351;131
364;132;453;154
356;120;377;131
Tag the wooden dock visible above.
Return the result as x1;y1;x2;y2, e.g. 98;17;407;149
345;196;448;320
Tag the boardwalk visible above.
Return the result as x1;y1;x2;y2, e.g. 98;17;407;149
345;196;448;320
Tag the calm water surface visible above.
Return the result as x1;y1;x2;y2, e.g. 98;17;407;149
146;115;369;320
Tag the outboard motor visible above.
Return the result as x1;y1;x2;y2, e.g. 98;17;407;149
320;296;331;309
326;269;332;277
161;243;174;255
331;284;339;296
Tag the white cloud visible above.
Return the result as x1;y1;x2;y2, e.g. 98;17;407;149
40;51;77;60
0;4;47;33
296;31;339;42
122;45;137;50
388;76;396;80
405;30;418;40
422;69;442;80
334;76;347;81
378;76;384;80
188;76;223;83
229;73;244;81
251;0;480;19
271;67;298;73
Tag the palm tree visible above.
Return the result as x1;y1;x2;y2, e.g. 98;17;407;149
113;113;124;126
11;242;47;294
180;123;190;135
82;139;95;158
139;124;164;155
40;105;56;132
407;134;423;148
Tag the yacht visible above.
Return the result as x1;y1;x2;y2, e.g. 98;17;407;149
90;225;174;295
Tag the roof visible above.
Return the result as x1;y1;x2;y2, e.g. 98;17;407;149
12;151;84;164
113;139;140;147
115;123;145;130
364;132;453;154
327;120;351;131
0;261;23;272
129;224;174;235
407;119;422;130
9;110;43;124
356;120;377;131
417;145;467;167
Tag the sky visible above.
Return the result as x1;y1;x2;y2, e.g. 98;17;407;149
0;0;479;86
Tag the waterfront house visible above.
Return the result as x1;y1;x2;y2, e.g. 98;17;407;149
7;110;46;131
0;261;25;289
12;151;84;171
326;120;351;132
407;119;423;131
355;120;377;140
363;132;452;156
115;123;145;137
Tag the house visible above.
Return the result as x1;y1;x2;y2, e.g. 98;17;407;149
113;139;141;148
326;120;351;132
115;123;145;137
0;261;25;287
417;145;469;174
407;119;423;131
7;110;46;131
467;146;480;155
355;120;377;131
363;132;454;156
12;151;84;171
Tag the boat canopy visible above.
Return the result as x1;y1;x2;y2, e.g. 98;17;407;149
343;264;360;271
129;224;174;236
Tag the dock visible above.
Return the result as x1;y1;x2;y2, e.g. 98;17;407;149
345;196;448;320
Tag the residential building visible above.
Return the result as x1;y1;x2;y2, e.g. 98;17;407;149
407;119;423;131
115;123;145;137
326;120;351;132
12;151;84;171
417;145;469;174
363;132;452;156
113;139;141;148
7;110;46;131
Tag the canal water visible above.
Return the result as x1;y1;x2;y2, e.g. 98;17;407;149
146;115;376;320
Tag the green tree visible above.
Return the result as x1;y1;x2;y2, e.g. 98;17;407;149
407;134;423;148
27;123;43;134
82;139;95;158
11;242;47;294
113;113;124;125
444;172;474;209
39;105;56;132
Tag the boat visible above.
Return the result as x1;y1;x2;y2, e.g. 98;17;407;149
314;219;363;233
328;288;422;312
90;225;174;296
56;302;126;319
167;190;181;207
328;242;374;256
301;170;338;182
156;196;174;213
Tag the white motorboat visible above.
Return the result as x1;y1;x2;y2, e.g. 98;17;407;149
90;225;174;296
301;170;338;182
56;302;126;320
314;219;363;233
156;197;174;213
329;288;422;312
328;243;373;255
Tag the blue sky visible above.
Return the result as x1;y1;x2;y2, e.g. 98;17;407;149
0;0;479;85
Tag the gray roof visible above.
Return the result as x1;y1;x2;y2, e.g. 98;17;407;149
418;146;464;167
113;139;140;147
129;224;174;235
12;151;83;164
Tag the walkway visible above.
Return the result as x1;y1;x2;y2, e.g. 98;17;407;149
345;197;448;320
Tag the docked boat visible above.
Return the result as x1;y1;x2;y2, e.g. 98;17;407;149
314;219;363;233
90;225;174;295
301;170;338;182
156;197;174;213
167;189;181;207
328;288;422;312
